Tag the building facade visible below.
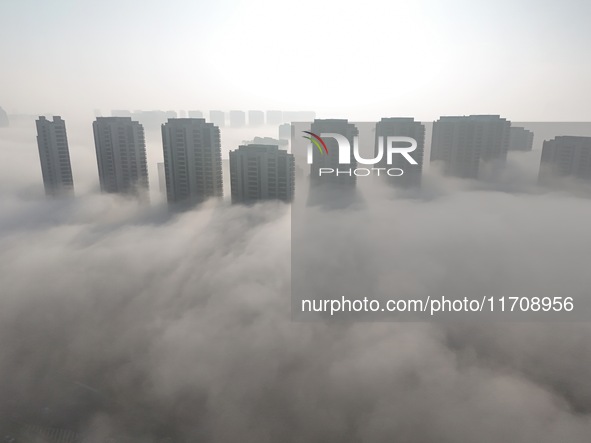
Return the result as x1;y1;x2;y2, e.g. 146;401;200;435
375;117;425;187
229;144;294;203
309;119;359;188
229;110;246;127
209;110;225;127
93;117;149;196
36;116;74;196
508;126;534;151
161;118;223;207
539;136;591;183
266;110;283;125
248;110;264;126
431;115;510;179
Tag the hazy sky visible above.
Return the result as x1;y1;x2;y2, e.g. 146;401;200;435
1;0;590;120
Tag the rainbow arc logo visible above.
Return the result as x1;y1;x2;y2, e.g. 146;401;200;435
302;131;328;155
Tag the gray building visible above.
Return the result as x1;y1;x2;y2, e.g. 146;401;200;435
430;115;510;179
282;111;299;123
375;117;425;187
93;117;149;196
229;144;294;204
309;119;358;188
229;110;246;127
266;110;283;125
508;126;534;151
279;123;291;140
539;136;591;183
161;118;223;207
35;116;74;196
209;110;225;127
188;110;203;118
157;162;166;193
248;110;264;126
111;109;132;117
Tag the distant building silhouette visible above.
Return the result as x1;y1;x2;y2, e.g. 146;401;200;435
93;117;149;196
310;119;358;188
131;110;170;131
209;110;225;127
188;110;203;118
111;109;132;117
0;106;9;127
279;123;291;140
229;144;294;204
222;158;230;197
283;111;316;123
375;117;425;187
266;110;283;125
248;110;264;126
282;111;299;123
35;116;74;196
161;118;223;207
508;126;534;151
242;136;288;147
298;111;316;122
431;115;510;179
229;110;246;127
157;162;166;193
539;136;591;183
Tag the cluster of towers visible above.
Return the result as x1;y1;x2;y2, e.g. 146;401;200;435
35;116;295;206
35;114;591;205
305;116;591;189
107;109;315;129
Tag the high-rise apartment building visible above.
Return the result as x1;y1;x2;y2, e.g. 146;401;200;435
430;115;510;179
508;126;534;151
188;110;203;118
229;144;294;203
157;162;166;194
248;110;264;126
375;117;425;187
161;118;223;207
539;136;591;183
209;110;225;127
266;110;283;125
92;117;149;196
309;119;358;188
229;110;246;127
35;116;74;196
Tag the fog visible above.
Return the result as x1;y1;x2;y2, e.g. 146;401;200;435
1;121;591;441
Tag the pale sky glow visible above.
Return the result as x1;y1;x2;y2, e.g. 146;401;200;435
1;0;590;120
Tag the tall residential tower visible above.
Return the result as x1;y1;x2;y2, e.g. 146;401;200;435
375;117;425;187
539;136;591;184
309;119;358;188
430;115;510;179
229;144;294;204
508;126;534;151
161;118;223;207
93;117;149;196
35;116;74;196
